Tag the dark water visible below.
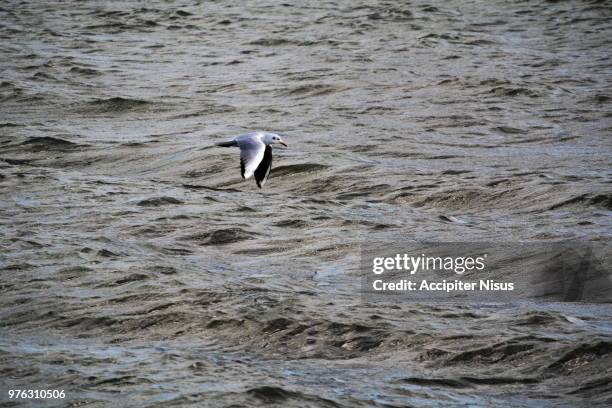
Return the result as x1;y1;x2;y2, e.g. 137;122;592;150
1;0;611;406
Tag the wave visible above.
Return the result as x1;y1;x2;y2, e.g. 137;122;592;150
548;193;612;211
19;136;82;152
283;84;345;97
179;228;256;246
272;163;329;177
246;386;342;407
136;196;184;206
81;97;158;113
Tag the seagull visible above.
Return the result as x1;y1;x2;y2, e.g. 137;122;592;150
216;131;288;188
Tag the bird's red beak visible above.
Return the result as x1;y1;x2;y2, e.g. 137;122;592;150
280;141;288;147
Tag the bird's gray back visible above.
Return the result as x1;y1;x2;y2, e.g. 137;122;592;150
235;132;262;147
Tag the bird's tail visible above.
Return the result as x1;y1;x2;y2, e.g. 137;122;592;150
216;140;238;147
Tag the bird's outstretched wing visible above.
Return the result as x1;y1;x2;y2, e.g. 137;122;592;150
254;145;272;188
238;137;265;179
216;140;238;147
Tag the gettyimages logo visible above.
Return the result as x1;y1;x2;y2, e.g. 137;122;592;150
372;253;487;275
361;241;610;302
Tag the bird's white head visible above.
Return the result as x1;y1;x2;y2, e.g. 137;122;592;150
262;132;288;147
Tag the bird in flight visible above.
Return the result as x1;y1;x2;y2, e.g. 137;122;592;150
216;131;288;188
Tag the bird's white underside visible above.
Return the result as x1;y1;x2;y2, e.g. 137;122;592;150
236;132;265;179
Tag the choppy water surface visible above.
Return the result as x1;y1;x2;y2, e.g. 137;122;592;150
1;0;611;406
